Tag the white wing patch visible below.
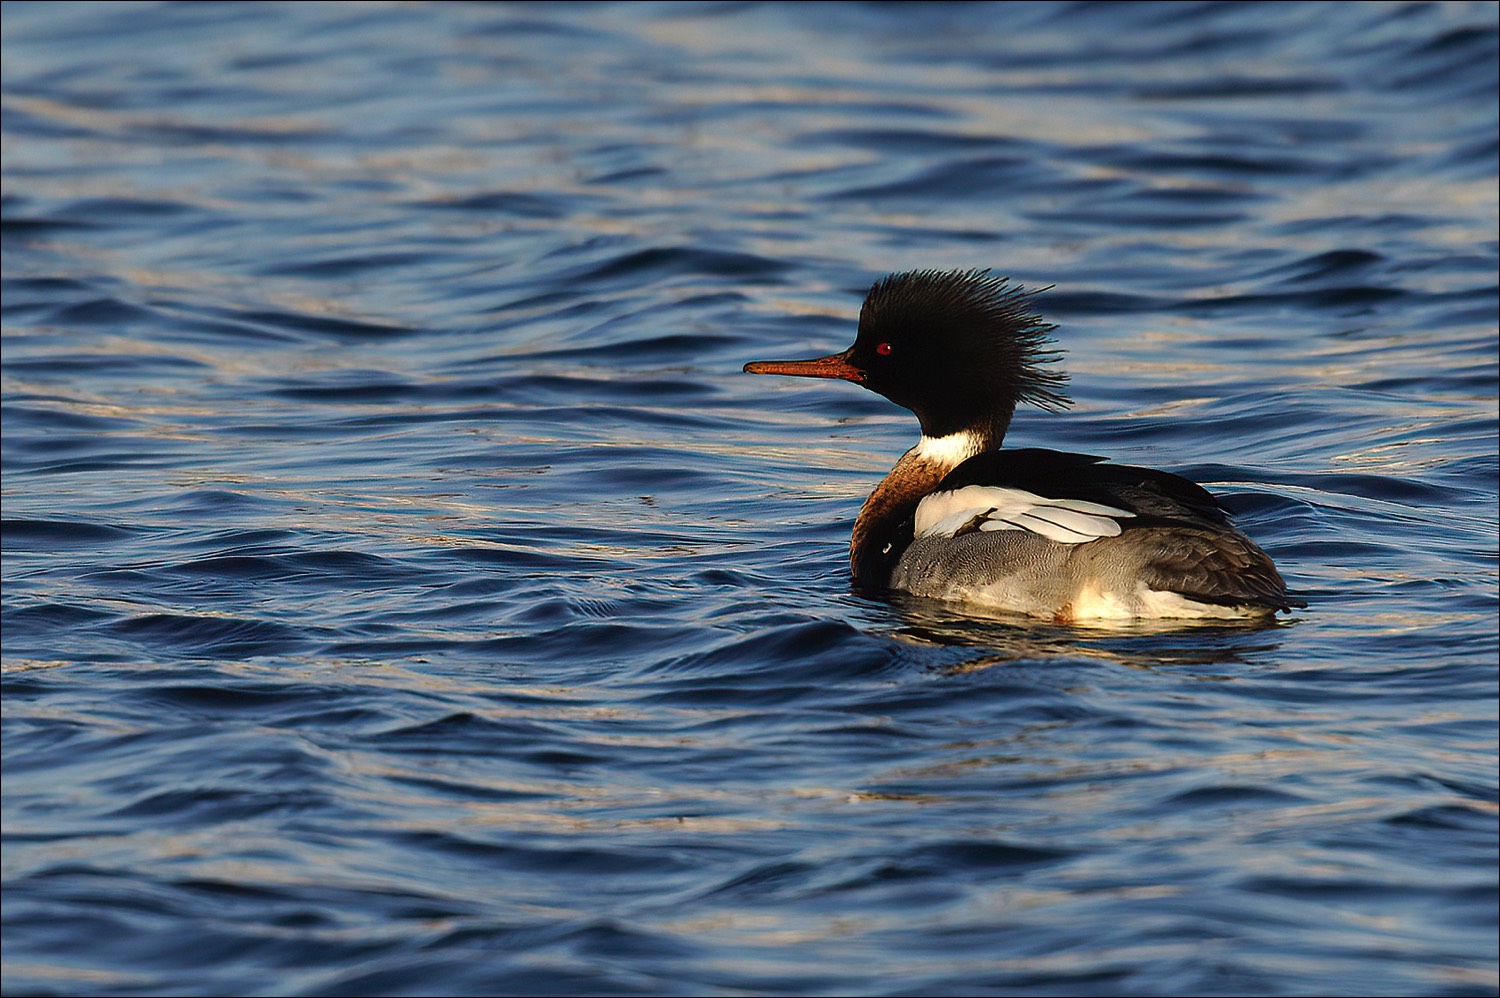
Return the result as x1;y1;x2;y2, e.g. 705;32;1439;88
914;486;1135;545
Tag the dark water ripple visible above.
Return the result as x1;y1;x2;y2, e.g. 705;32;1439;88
4;2;1498;996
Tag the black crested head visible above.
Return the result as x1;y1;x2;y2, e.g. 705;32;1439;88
850;269;1069;440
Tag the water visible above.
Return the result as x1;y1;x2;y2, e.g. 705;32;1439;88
2;2;1496;995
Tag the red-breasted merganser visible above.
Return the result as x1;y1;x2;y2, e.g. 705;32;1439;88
745;268;1304;622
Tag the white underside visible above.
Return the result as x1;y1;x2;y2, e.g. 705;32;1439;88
1066;583;1261;621
928;578;1265;622
889;533;1271;623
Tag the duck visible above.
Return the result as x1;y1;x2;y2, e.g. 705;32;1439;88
744;268;1304;623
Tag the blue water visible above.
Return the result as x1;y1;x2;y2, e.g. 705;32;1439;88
3;2;1496;995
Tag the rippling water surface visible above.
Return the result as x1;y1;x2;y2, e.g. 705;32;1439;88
3;2;1497;995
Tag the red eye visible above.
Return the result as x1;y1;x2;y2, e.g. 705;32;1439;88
875;342;893;356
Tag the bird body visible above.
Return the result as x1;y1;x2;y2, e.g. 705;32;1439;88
745;269;1302;623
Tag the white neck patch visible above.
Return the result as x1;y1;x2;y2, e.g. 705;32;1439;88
909;429;985;470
